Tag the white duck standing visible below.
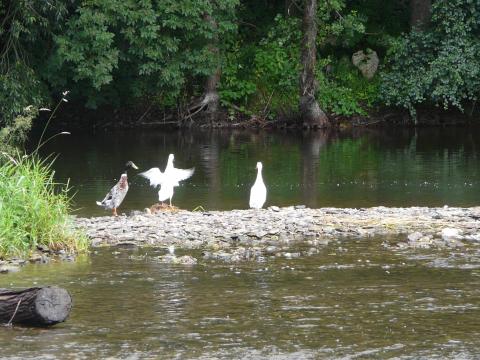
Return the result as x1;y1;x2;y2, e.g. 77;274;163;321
249;162;267;209
141;154;194;207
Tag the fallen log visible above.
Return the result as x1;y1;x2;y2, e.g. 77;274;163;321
0;286;72;326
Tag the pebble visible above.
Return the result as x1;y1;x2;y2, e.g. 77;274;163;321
70;206;480;263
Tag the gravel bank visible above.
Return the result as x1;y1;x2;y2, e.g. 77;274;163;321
75;206;480;255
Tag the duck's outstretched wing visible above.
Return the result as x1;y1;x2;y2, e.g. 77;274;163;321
140;167;165;187
172;167;195;183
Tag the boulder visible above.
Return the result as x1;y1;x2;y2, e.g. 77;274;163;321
352;50;379;79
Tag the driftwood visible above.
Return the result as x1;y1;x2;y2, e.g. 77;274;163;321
0;286;72;326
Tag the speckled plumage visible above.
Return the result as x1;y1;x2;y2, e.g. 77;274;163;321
97;175;129;210
96;161;138;216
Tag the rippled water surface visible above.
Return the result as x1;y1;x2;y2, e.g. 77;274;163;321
34;127;480;216
4;127;479;358
1;238;480;359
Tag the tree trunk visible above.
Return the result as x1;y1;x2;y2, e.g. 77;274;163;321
410;0;431;30
202;12;221;123
299;0;329;129
0;287;72;326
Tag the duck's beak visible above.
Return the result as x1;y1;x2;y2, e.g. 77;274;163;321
131;162;139;170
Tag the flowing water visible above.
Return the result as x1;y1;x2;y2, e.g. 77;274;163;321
2;127;480;358
1;239;480;359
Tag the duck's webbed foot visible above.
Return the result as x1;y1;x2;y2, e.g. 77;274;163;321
113;208;118;216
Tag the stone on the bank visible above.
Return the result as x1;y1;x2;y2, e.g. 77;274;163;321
441;228;463;241
156;254;197;265
0;265;21;274
464;234;480;242
264;246;278;255
352;49;379;79
407;232;423;243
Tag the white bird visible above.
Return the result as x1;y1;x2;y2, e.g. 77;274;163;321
249;162;267;209
140;154;194;207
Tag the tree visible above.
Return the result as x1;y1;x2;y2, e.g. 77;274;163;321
410;0;431;29
0;0;67;127
299;0;329;128
382;0;480;118
52;0;238;111
201;12;222;123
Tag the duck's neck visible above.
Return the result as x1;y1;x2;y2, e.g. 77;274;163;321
256;167;263;183
119;176;128;190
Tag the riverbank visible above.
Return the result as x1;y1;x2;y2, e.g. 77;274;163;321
44;103;476;131
2;206;479;273
74;206;480;262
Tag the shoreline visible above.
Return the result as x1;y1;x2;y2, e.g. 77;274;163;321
45;103;477;131
74;206;480;261
2;206;479;273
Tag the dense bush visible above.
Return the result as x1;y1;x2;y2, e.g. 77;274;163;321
381;0;480;117
3;0;478;125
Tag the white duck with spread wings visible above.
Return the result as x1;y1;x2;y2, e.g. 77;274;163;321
141;154;194;207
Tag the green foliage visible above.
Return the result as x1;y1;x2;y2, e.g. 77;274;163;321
0;1;68;127
218;41;257;111
317;0;366;48
220;6;370;117
318;57;380;116
2;0;476;125
0;106;37;153
0;154;88;258
381;0;480;116
253;15;302;112
51;0;238;108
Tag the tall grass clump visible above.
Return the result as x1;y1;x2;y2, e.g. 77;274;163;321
0;153;87;258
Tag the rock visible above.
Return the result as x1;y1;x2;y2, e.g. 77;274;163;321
407;232;423;243
156;254;197;265
264;246;278;255
294;205;306;210
352;49;379;79
176;255;197;265
36;244;50;253
29;253;44;263
269;206;280;212
464;234;480;242
441;228;463;241
0;265;21;274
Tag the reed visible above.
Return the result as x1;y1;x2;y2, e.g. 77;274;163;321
0;152;88;258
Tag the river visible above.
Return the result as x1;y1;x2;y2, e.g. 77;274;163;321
1;127;480;358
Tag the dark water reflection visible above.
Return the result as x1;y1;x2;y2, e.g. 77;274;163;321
1;238;480;359
35;127;480;216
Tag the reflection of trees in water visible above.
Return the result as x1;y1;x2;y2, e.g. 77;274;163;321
300;130;333;208
200;131;221;208
41;127;480;212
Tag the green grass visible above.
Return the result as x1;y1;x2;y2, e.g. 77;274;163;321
0;152;88;258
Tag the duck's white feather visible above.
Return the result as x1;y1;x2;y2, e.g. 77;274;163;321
142;154;194;204
140;167;165;187
249;162;266;209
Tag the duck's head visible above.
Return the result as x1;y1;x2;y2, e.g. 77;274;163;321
256;162;263;171
125;161;139;170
